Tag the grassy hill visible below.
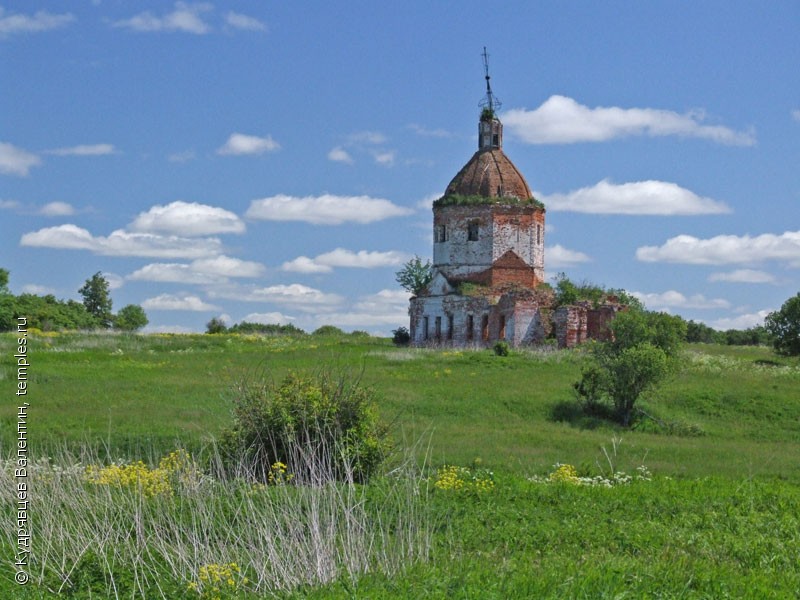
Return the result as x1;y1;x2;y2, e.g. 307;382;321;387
1;332;798;597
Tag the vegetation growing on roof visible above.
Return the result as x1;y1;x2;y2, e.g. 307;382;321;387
434;194;545;209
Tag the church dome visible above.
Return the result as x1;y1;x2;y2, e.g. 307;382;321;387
444;146;533;201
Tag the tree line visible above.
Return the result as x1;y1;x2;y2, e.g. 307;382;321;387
0;269;147;332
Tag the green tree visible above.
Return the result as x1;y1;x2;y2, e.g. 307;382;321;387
0;268;12;331
574;310;685;426
78;272;113;328
395;256;432;296
114;304;149;332
206;317;228;334
765;293;800;356
0;268;9;295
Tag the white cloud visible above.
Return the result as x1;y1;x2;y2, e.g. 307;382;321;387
142;294;219;311
282;248;409;273
708;310;771;331
408;124;452;138
191;255;264;278
632;290;731;310
792;110;800;123
708;269;777;284
20;224;223;259
38;201;75;217
225;12;267;31
0;142;41;176
372;150;396;166
241;312;295;325
212;283;343;311
416;193;439;211
546;244;591;267
128;255;264;284
128;263;221;285
347;131;387;145
20;284;56;295
0;8;74;36
47;144;116;156
246;194;413;225
540;180;730;215
129;201;245;237
113;2;212;34
310;289;411;328
636;231;800;266
1;199;20;210
217;133;280;155
327;146;353;164
168;150;196;163
503;95;756;146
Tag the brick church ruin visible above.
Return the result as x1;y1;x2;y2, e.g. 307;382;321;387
408;50;622;348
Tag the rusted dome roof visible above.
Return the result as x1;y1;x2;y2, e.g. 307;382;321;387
443;148;533;200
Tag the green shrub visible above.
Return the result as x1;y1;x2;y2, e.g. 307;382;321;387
493;341;510;356
219;368;391;483
205;317;228;334
392;326;411;346
312;325;345;336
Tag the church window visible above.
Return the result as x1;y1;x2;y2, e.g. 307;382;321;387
468;220;479;241
435;224;447;243
481;315;489;341
499;315;506;340
447;314;454;340
536;224;542;245
466;315;474;341
423;317;429;340
434;316;442;340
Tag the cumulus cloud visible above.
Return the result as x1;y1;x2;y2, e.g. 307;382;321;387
129;200;245;236
21;284;56;295
540;180;730;215
0;7;74;36
372;150;396;166
708;310;771;331
168;150;196;163
225;12;267;31
546;244;591;267
217;133;280;155
309;289;411;328
142;293;219;311
241;312;295;325
211;283;343;311
46;144;116;156
636;231;800;266
503;95;755;146
246;194;412;225
347;131;387;145
408;124;453;138
20;224;222;259
0;142;41;176
632;290;731;310
708;269;777;284
282;248;409;273
127;256;264;284
1;199;20;210
113;2;212;34
792;110;800;123
38;202;75;217
327;146;353;164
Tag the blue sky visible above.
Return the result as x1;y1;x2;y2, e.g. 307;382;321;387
2;1;798;334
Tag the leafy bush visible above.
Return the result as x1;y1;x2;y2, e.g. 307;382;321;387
392;326;411;346
227;321;306;335
493;340;510;356
765;293;800;356
574;310;686;426
205;317;228;334
312;325;345;336
395;255;433;296
114;304;148;332
219;369;391;483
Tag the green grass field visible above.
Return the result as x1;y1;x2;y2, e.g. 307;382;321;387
1;331;799;597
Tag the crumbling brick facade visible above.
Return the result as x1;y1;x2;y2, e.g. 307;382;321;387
408;81;620;349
